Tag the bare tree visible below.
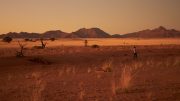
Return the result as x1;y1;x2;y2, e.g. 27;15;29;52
16;41;26;57
84;40;88;47
33;38;47;49
40;39;47;49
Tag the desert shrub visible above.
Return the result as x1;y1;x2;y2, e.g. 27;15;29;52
120;65;132;90
29;57;52;65
50;38;55;41
33;39;47;49
24;38;31;41
101;59;113;72
113;65;134;94
3;36;12;43
16;51;24;57
24;38;29;41
117;62;143;93
16;41;26;57
91;44;100;48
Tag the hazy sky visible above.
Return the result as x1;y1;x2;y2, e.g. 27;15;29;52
0;0;180;34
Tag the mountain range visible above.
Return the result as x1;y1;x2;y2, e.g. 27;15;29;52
121;26;180;38
0;26;180;38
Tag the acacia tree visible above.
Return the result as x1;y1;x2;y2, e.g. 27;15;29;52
3;36;12;43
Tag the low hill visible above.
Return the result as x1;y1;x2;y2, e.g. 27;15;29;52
121;26;180;38
69;28;111;38
42;30;69;38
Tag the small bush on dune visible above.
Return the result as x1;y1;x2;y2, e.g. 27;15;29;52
91;44;100;48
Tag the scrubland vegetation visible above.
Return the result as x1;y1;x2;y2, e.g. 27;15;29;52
0;38;180;101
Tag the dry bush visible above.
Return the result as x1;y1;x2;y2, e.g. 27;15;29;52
116;61;143;93
33;39;47;49
50;38;55;41
24;38;30;41
3;36;12;43
173;57;180;66
79;90;85;101
29;56;52;65
111;79;116;96
16;41;26;57
31;72;46;101
119;65;133;91
92;44;100;48
101;59;113;72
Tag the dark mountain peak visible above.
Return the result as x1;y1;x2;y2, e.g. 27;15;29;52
121;26;180;38
1;27;179;38
44;30;64;33
156;26;167;31
7;32;18;34
71;27;111;38
76;27;102;32
90;27;101;30
170;29;179;32
43;30;68;38
76;28;87;32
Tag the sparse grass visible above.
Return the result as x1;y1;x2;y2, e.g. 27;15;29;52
31;72;46;101
0;39;180;101
101;59;113;72
79;82;85;101
114;60;148;94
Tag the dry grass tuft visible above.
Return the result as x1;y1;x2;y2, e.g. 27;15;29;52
31;72;46;101
79;82;85;101
119;65;132;91
101;59;113;72
115;61;143;93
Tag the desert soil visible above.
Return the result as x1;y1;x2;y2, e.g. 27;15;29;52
0;39;180;101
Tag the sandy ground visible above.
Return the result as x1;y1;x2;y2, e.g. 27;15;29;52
0;39;180;101
1;38;180;48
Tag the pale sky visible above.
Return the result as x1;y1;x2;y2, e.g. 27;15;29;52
0;0;180;34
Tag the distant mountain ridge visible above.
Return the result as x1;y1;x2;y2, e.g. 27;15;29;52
121;26;180;38
68;28;111;38
0;26;180;38
0;32;40;38
42;30;68;38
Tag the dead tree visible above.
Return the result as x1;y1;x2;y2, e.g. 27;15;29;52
41;39;47;49
16;41;26;57
84;40;88;47
33;39;47;49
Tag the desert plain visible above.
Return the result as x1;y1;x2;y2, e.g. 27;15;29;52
0;38;180;101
